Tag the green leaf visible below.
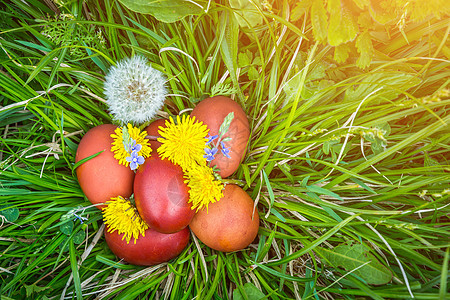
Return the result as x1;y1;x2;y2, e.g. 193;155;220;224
424;152;441;168
233;282;265;300
248;66;259;81
219;112;235;138
252;56;262;66
96;255;137;269
317;243;392;285
72;150;105;172
283;52;326;100
60;220;74;235
352;0;369;9
369;1;397;25
334;43;351;64
271;208;286;222
283;72;301;101
323;140;331;155
59;237;70;252
378;122;391;136
327;0;358;46
24;283;50;297
25;48;60;84
306;184;343;201
350;178;376;194
69;240;83;300
117;0;204;23
238;51;251;68
355;30;374;68
219;10;245;106
362;131;375;143
256;224;277;262
323;139;339;156
262;169;275;206
308;61;327;82
73;230;86;245
291;0;312;22
210;83;239;97
254;262;314;282
0;107;35;127
371;140;384;155
440;247;449;299
319;204;343;222
344;73;421;103
311;0;328;43
0;204;19;222
229;0;263;28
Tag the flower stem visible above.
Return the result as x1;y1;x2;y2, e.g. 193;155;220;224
145;135;161;140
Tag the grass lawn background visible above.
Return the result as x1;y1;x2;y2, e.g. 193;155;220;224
0;0;449;299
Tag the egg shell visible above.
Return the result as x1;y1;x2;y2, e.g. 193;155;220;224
144;119;166;150
134;153;195;234
75;124;134;208
191;96;250;178
189;184;259;252
104;226;190;266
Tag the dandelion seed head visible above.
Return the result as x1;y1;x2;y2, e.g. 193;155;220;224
104;56;167;124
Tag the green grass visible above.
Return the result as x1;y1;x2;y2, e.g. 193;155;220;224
1;0;449;299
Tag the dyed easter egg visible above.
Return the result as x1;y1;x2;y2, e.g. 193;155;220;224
105;226;190;265
134;153;195;233
189;184;259;252
191;96;250;178
75;124;134;208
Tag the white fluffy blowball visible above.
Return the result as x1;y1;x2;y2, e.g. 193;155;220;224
104;56;167;124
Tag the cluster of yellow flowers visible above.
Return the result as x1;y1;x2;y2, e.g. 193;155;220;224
157;115;224;212
103;115;224;243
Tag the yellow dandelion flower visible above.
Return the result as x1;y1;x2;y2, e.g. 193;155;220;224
102;196;149;244
184;164;224;212
157;115;209;170
111;123;152;169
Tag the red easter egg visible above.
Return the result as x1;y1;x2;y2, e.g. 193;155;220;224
104;226;190;266
134;154;195;233
189;184;259;252
75;124;134;208
191;96;250;178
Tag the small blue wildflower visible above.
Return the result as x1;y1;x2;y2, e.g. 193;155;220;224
73;213;88;224
126;151;145;170
125;139;142;154
220;141;231;158
130;140;142;153
206;134;218;145
203;147;218;161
